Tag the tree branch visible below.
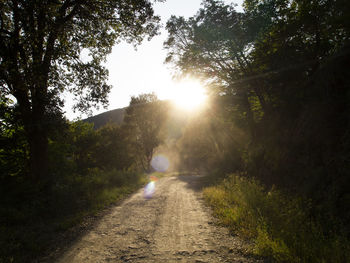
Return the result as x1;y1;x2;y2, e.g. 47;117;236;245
43;0;82;76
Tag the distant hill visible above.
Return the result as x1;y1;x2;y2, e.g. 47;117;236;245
84;102;190;137
84;108;125;129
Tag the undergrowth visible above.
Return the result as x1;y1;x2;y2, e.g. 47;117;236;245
0;169;147;263
203;174;350;263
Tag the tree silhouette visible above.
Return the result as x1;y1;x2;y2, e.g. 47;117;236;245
124;93;168;172
0;0;161;184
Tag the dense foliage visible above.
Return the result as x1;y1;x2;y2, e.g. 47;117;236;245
0;90;167;262
123;93;169;171
0;0;161;183
165;0;350;261
0;2;163;257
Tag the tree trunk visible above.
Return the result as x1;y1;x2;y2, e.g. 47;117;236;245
17;82;50;186
28;122;49;185
28;85;50;186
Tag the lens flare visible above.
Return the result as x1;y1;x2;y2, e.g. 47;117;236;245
143;174;159;199
151;155;170;172
144;181;155;199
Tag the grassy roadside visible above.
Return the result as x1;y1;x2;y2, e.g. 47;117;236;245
54;169;149;231
0;169;149;263
203;174;350;263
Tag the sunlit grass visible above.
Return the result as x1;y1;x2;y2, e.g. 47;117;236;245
203;174;350;263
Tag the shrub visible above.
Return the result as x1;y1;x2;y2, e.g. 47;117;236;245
204;174;350;262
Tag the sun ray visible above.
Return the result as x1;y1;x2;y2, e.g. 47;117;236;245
159;78;207;110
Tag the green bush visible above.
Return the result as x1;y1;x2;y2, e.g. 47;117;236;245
204;174;350;263
0;168;146;263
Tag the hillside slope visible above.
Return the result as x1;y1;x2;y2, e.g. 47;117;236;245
84;108;125;129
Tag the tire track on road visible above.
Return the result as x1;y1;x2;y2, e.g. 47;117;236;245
56;175;261;262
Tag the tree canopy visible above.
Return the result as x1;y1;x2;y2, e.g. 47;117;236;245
164;0;350;130
0;0;162;182
123;93;168;171
165;0;350;231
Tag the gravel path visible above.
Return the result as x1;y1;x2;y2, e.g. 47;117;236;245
56;175;260;262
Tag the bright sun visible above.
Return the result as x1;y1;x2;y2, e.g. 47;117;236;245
162;79;207;110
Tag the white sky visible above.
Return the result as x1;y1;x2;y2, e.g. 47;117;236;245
64;0;243;120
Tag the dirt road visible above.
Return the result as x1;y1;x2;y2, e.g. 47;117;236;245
56;175;260;262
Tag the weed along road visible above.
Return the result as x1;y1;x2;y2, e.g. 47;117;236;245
56;175;260;262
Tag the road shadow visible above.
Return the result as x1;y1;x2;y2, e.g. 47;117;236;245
39;190;141;263
177;174;210;192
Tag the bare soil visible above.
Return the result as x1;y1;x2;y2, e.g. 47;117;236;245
54;175;262;262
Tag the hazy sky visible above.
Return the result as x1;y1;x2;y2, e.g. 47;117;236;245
64;0;243;120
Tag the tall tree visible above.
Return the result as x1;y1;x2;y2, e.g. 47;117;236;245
0;0;161;183
164;0;265;136
165;0;350;202
124;93;168;172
